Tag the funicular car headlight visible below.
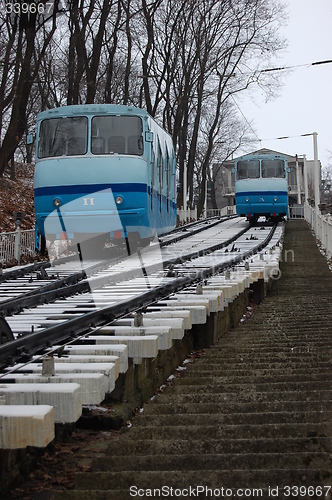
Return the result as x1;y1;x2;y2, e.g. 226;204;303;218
115;196;124;205
53;198;62;207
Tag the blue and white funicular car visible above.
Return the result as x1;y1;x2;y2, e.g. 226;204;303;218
234;152;289;224
33;104;177;253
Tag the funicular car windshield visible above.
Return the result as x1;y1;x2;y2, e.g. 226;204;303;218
261;159;285;178
237;160;260;180
91;116;143;155
38;116;88;158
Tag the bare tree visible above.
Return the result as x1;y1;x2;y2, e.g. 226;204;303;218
134;0;286;212
0;0;287;200
0;1;60;176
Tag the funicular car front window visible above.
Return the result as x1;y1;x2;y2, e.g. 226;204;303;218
237;160;260;180
38;117;88;158
261;160;285;178
91;116;143;155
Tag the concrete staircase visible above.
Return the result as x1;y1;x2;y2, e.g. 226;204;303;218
56;221;332;499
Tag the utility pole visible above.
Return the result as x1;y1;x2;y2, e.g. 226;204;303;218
313;132;320;213
295;155;301;204
303;155;308;205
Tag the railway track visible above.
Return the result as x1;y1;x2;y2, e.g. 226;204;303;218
0;215;234;318
0;216;275;366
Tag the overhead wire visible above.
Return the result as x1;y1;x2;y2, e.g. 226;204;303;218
231;58;332;145
260;59;332;73
230;95;260;142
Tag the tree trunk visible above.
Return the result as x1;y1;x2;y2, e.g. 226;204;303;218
86;0;111;104
0;14;36;176
0;4;58;176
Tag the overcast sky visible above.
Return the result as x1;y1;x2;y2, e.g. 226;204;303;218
237;0;332;170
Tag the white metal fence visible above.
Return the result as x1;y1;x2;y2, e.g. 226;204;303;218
206;206;237;218
177;207;198;224
0;229;35;265
289;205;304;219
177;205;237;224
304;204;332;260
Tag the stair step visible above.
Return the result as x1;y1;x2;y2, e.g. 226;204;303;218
187;364;331;373
173;373;331;385
103;436;331;456
73;469;332;491
91;452;331;472
132;411;332;427
170;380;331;392
149;389;332;404
143;400;332;415
126;422;330;440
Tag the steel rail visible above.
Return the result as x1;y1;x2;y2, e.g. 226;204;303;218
158;215;237;247
0;261;51;283
0;222;278;370
0;271;87;317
